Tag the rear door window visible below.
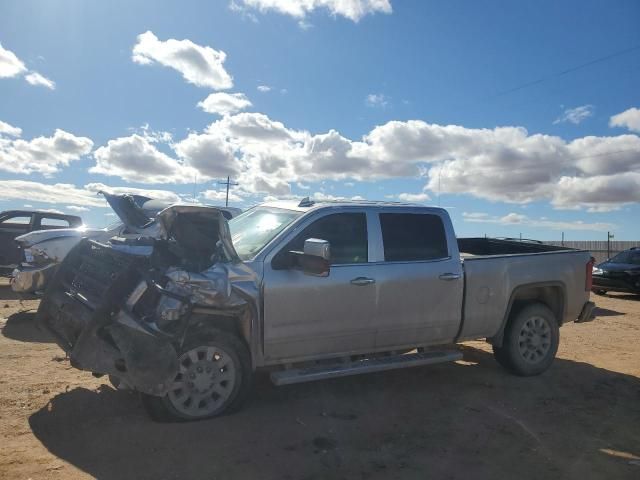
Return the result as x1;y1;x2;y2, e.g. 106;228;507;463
380;213;448;262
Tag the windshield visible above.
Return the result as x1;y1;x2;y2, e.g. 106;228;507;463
609;250;640;265
228;206;302;260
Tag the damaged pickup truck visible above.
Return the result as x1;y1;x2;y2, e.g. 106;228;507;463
38;199;596;421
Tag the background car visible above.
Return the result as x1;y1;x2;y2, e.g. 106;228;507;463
592;247;640;295
0;210;82;275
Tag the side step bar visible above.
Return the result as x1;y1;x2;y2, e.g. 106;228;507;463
270;350;462;386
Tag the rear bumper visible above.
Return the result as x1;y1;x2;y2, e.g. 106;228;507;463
575;301;596;323
10;263;57;293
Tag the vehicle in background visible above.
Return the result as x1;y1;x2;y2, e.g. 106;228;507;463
592;247;640;295
38;199;596;421
0;210;82;275
10;193;241;294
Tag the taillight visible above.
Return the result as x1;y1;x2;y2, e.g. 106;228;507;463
585;257;595;291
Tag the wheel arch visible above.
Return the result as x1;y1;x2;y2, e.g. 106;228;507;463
489;281;566;347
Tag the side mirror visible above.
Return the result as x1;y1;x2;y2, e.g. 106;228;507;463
289;238;330;277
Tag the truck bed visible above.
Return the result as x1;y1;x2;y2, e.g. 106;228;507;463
457;237;573;257
455;238;591;341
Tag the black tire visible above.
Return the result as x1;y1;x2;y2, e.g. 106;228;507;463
593;289;607;296
141;329;252;422
492;303;559;376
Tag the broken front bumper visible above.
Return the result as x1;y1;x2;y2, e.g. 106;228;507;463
36;240;182;396
11;263;58;294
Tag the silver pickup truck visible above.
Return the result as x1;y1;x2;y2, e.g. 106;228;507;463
37;199;596;421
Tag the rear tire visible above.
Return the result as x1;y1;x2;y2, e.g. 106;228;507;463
141;329;252;422
493;303;559;376
593;289;607;296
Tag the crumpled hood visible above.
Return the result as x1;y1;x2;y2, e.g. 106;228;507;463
15;227;105;247
100;191;156;230
155;205;240;263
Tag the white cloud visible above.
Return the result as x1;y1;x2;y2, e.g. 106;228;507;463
234;0;393;22
396;192;430;202
257;84;271;92
84;183;182;203
553;105;593;125
365;93;389;108
0;120;22;137
462;212;613;232
609;107;640;133
66;205;90;212
0;43;56;89
24;71;55;89
197;92;252;115
0;43;27;78
201;189;243;203
0;128;93;175
0;181;106;207
91;134;197;184
132;31;233;89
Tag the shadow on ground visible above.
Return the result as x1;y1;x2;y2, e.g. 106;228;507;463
593;306;625;317
29;347;640;480
599;293;640;302
1;310;54;343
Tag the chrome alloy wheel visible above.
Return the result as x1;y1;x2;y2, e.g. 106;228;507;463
167;345;237;417
517;315;552;364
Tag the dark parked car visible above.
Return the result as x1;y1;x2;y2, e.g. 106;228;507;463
592;247;640;295
0;210;82;275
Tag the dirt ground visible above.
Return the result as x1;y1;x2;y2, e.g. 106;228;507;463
0;278;638;480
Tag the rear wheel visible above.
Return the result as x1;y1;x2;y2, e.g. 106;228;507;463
141;330;252;422
593;289;607;295
493;303;559;376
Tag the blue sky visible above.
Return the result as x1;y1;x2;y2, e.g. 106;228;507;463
1;0;639;240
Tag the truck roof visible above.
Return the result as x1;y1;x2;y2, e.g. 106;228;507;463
261;198;438;213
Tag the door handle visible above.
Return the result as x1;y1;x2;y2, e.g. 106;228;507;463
439;273;461;281
350;277;376;286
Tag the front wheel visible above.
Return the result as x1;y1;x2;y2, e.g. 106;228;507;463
141;330;252;422
493;303;559;376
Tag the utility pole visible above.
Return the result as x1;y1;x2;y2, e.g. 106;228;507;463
607;231;614;259
561;232;564;246
218;176;238;207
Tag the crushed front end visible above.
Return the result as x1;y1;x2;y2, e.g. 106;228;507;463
37;206;249;396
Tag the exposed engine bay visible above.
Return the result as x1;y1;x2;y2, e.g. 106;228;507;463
36;206;256;396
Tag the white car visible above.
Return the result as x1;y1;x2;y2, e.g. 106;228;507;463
11;192;240;294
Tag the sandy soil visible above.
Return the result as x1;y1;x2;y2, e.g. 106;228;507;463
0;277;638;480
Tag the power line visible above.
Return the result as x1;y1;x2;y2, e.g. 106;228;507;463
492;44;640;98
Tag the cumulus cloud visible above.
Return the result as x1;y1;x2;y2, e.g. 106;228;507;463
462;212;613;232
553;105;593;125
132;31;233;89
91;134;197;184
0;120;22;137
0;43;27;78
24;71;55;89
0;128;93;175
88;105;640;212
609;107;640;133
234;0;393;22
197;92;252;115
